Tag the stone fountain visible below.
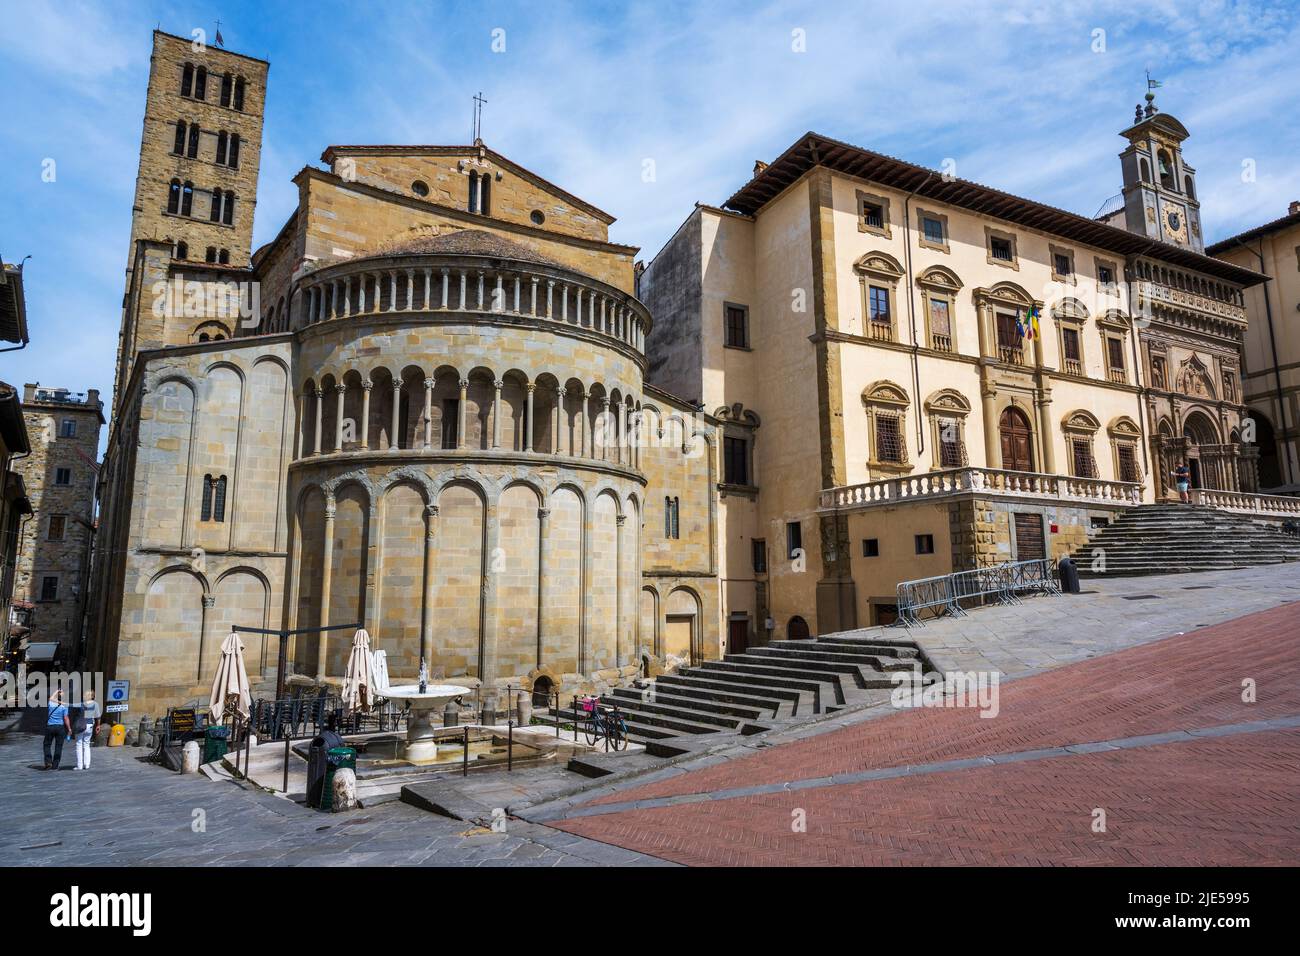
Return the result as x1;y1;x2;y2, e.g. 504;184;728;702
382;659;470;763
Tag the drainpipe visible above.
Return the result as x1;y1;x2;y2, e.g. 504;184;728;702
1228;236;1291;486
901;175;934;454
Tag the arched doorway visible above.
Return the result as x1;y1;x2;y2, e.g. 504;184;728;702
999;406;1034;472
531;675;554;708
1251;410;1283;489
787;616;811;640
1182;412;1219;489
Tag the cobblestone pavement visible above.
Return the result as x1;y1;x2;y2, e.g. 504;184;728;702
0;727;670;867
539;600;1300;865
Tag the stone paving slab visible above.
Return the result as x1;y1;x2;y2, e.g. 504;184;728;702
0;731;672;867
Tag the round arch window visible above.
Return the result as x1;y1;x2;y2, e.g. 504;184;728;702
530;210;545;225
411;180;429;197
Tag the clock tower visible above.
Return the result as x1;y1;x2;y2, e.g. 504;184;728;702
1117;89;1204;253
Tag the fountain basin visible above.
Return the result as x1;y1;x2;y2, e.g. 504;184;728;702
382;683;471;763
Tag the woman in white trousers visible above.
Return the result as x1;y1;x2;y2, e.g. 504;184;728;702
76;690;101;770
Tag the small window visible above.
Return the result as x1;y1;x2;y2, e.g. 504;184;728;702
210;187;223;222
59;419;76;438
1071;439;1097;479
664;497;680;540
173;120;186;155
47;515;67;541
1062;327;1082;374
530;210;545;225
205;246;217;263
786;520;802;559
922;216;944;244
874;414;904;463
412;180;430;197
724;435;749;485
220;72;233;108
751;539;767;573
216;131;228;165
176;241;188;260
990;236;1014;261
938;420;965;467
1117;444;1141;483
234;77;245;111
441;399;459;448
222;191;235;226
1054;253;1073;277
862;538;879;558
40;576;59;602
1097;265;1115;286
181;63;194;97
194;66;207;100
725;303;749;348
868;286;891;324
915;534;935;555
862;201;884;230
167;179;181;215
202;474;229;522
55;467;72;486
187;122;200;159
1107;337;1125;372
181;181;194;217
227;133;239;168
218;249;230;265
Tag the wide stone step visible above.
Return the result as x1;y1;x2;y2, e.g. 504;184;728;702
535;708;679;743
602;692;746;730
590;701;726;736
611;686;769;721
655;674;805;715
724;652;890;689
748;645;917;671
686;662;836;709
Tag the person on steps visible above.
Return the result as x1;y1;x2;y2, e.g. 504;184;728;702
1172;462;1191;504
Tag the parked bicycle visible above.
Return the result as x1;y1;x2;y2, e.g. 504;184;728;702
578;696;628;750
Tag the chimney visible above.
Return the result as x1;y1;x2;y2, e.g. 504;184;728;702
1290;200;1300;216
753;160;769;176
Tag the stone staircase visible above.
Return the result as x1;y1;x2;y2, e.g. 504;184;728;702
533;631;930;754
1073;504;1300;577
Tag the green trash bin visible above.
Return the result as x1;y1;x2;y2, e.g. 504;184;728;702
320;747;357;811
203;726;230;764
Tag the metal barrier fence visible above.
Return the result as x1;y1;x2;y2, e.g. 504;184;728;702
896;558;1059;627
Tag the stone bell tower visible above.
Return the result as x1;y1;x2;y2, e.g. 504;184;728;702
1117;87;1204;253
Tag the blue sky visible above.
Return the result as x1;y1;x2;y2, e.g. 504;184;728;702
3;0;1298;456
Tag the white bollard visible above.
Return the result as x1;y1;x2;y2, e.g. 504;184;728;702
181;740;201;774
331;767;358;811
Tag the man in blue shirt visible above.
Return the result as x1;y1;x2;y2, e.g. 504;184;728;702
44;690;72;770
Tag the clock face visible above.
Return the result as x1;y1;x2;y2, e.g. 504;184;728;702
1162;204;1188;242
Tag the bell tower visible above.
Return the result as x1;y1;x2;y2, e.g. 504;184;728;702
1117;87;1204;253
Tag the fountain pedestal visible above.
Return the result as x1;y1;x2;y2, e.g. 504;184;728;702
382;684;471;764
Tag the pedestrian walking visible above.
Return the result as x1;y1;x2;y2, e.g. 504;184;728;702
43;690;72;770
1172;462;1191;504
74;690;101;770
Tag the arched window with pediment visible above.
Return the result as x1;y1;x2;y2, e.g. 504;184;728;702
862;381;911;473
853;252;905;343
916;265;963;353
924;389;971;468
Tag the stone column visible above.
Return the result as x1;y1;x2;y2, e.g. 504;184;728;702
295;393;306;460
480;503;500;681
420;504;437;663
600;398;611;460
615;514;626;667
360;382;372;449
524;384;535;452
405;269;415;310
1036;393;1056;474
423;377;434;449
546;280;554;319
492;380;503;448
536;506;550;666
343;277;351;315
583;392;592;457
458;379;469;449
313;387;323;456
334;384;346;452
316;496;336;679
423;268;431;308
441;268;449;308
390;380;401;451
981;382;999;467
388;271;397;311
358;274;367;312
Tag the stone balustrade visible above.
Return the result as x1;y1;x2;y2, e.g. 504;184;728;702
291;254;650;357
819;466;1145;511
1188;488;1300;517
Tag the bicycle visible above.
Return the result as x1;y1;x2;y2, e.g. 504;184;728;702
578;696;628;751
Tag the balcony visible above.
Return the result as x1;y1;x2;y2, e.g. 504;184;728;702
1107;367;1126;384
819;466;1144;512
1063;358;1083;376
931;333;952;353
998;345;1024;366
867;320;894;342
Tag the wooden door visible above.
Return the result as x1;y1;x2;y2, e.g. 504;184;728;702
727;618;749;655
1013;512;1045;561
999;407;1034;472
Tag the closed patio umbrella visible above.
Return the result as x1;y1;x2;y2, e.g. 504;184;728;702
209;632;251;723
371;648;390;696
342;629;375;713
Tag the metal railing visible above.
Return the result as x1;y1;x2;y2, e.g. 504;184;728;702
896;557;1059;627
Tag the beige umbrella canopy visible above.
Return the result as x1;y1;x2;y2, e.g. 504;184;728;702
342;629;375;713
209;632;251;723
